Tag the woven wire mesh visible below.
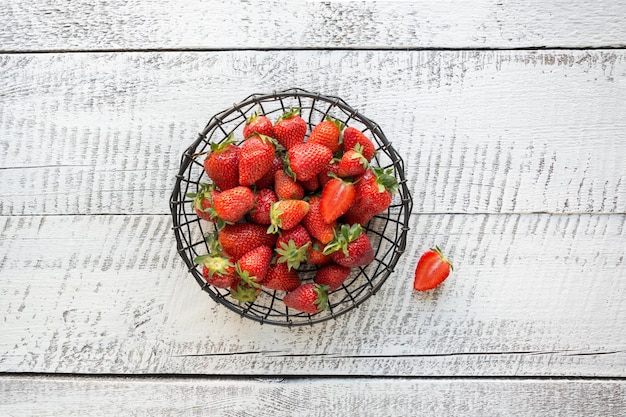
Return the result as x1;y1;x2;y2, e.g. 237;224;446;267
170;88;413;326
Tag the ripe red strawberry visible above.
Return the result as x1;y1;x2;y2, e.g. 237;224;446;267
268;200;310;233
275;224;311;270
219;223;277;260
302;195;336;244
413;246;454;291
195;254;238;288
314;263;351;291
307;116;344;153
249;188;278;225
323;224;374;267
203;135;240;191
273;109;306;150
308;240;332;265
342;127;376;161
236;245;273;284
274;170;305;200
317;158;341;188
212;186;255;224
261;261;301;292
282;283;329;314
337;143;369;178
320;176;356;224
239;134;276;186
187;182;218;222
299;175;320;193
287;142;333;182
243;111;274;139
342;167;398;225
255;155;283;190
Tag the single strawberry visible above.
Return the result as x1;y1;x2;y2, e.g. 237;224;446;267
219;223;277;260
255;155;284;190
308;240;332;265
337;143;369;178
230;280;261;304
187;182;218;222
203;135;240;191
413;246;454;291
299;175;320;193
243;110;274;139
212;186;255;224
273;108;306;150
307;116;344;153
275;224;311;270
286;142;333;182
342;126;376;161
274;170;305;200
195;254;238;288
239;134;276;186
268;200;310;233
323;224;375;267
317;158;341;188
283;283;329;314
249;188;278;225
302;195;336;244
342;167;398;225
319;176;356;224
261;260;301;292
236;245;273;284
314;263;351;291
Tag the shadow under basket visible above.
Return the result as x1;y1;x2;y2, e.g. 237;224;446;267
170;88;413;326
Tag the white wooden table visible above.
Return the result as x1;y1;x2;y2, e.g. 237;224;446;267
2;1;626;415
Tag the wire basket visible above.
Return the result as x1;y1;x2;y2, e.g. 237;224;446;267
170;88;413;326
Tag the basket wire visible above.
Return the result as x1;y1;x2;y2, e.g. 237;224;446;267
170;88;413;326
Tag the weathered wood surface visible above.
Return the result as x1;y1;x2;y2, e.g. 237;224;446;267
1;50;625;216
3;0;626;51
1;376;625;417
1;213;624;376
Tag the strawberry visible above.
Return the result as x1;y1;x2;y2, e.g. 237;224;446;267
337;143;369;178
314;263;351;291
186;182;218;222
261;261;301;292
308;240;332;265
307;116;344;153
320;176;356;224
249;188;278;225
317;158;341;188
239;134;276;186
283;283;329;314
302;195;336;244
274;170;305;200
195;254;238;288
236;245;273;284
413;246;454;291
230;280;261;304
323;224;375;267
275;224;311;270
255;155;284;190
268;199;310;233
299;175;320;193
219;223;277;260
203;135;240;191
342;167;398;225
273;108;307;150
243;111;274;139
212;186;255;224
342;126;376;161
287;142;333;182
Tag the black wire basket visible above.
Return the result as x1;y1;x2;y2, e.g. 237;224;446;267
170;88;413;326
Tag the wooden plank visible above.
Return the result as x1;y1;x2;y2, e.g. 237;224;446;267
1;213;624;376
1;376;625;417
1;50;625;216
2;0;626;51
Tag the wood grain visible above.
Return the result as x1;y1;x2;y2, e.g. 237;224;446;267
1;50;625;216
1;213;624;376
1;375;625;417
2;0;626;51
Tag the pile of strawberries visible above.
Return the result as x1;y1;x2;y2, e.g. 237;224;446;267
188;109;398;314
